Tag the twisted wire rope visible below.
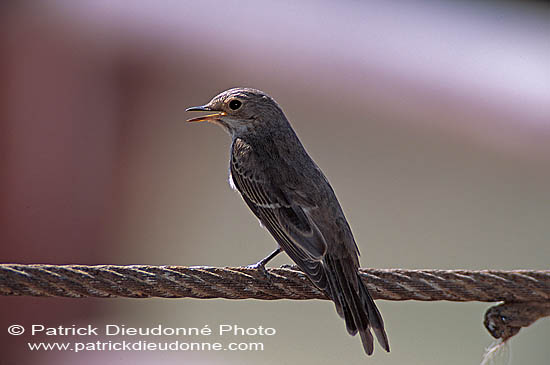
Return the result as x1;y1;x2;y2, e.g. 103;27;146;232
1;264;548;340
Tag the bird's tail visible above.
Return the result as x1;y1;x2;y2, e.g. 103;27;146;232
324;255;389;355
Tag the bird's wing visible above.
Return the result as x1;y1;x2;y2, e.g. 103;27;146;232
231;138;389;354
231;138;328;287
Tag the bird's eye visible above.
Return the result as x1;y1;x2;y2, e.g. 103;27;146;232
229;99;242;110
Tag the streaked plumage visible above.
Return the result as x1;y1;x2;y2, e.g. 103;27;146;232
186;88;389;355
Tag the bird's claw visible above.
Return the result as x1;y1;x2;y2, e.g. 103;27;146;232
246;261;273;281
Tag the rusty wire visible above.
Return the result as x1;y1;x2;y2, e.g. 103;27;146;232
1;264;549;341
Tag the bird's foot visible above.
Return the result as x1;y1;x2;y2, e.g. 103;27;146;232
246;261;273;281
245;247;282;281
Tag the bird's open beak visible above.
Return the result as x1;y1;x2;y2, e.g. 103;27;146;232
186;105;226;123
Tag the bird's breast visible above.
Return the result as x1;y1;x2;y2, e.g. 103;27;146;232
228;170;237;191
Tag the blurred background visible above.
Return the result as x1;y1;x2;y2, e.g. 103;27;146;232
1;0;549;364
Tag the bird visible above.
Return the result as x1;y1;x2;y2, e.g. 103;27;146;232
186;88;389;355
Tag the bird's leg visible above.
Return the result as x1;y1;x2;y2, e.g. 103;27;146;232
246;247;282;279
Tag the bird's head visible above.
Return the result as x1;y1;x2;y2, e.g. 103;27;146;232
186;88;286;135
